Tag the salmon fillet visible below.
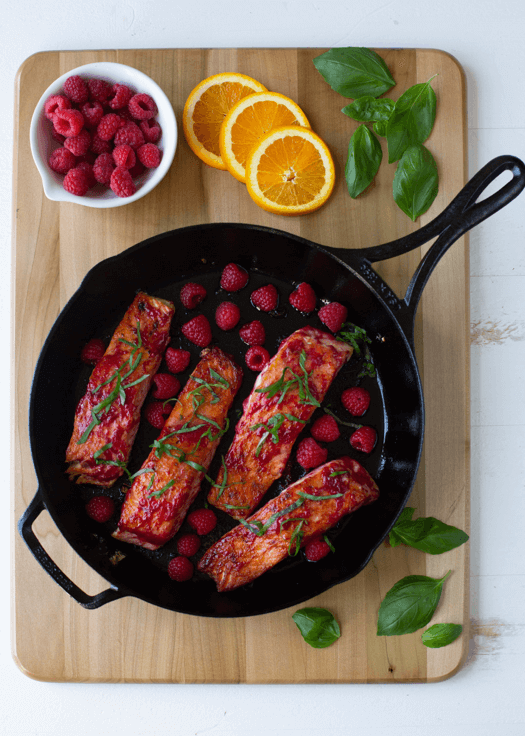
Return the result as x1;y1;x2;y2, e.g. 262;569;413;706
207;327;353;519
199;456;379;592
113;347;243;550
66;292;174;487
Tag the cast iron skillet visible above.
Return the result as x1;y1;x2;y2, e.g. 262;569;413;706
19;155;525;617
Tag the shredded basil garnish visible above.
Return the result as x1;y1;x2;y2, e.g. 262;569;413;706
240;498;305;537
250;412;306;457
329;470;349;477
287;518;307;556
255;350;320;407
297;491;344;501
148;478;175;498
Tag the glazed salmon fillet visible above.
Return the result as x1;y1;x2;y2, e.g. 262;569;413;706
66;292;175;487
199;456;379;592
113;347;243;550
208;327;353;519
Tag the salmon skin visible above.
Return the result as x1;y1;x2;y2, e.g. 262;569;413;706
66;292;174;487
207;327;353;519
113;347;243;550
199;457;379;592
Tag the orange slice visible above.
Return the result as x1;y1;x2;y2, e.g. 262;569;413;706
245;126;335;216
219;92;310;183
183;73;267;170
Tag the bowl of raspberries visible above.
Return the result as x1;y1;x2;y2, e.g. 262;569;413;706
30;62;177;207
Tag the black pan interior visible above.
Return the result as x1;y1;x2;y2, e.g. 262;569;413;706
29;223;423;617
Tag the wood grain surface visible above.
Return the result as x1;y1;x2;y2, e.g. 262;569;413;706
11;48;469;683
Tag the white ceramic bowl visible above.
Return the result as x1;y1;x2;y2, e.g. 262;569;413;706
30;62;177;208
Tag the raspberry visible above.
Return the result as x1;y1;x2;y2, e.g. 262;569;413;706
349;426;377;453
110;167;136;198
53;108;85;137
318;302;348;333
114;121;145;150
139;118;162;143
152;373;181;400
165;348;191;373
176;533;201;557
64;75;89;104
145;401;167;429
80;100;104;127
108;83;133;110
296;437;328;470
181;314;212;347
86;496;115;523
80;337;105;364
128;160;146;178
88;78;111;103
251;284;278;312
51;128;66;144
187;508;217;535
93;153;116;185
239;320;265;346
117;107;135;123
310;415;340;443
180;282;207;309
48;147;77;175
90;134;112;155
64;128;91;157
167;556;194;582
76;161;96;188
128;93;158;120
44;94;71;120
63;167;90;196
137;142;162;168
220;263;249;292
245;345;270;371
215;301;240;331
341;386;370;416
289;282;316;313
304;538;331;562
112;144;136;170
97;113;122;141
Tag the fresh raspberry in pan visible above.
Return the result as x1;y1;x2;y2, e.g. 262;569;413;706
90;134;112;155
296;437;328;470
86;496;115;523
349;426;376;453
181;314;212;347
76;161;96;188
48;147;77;175
88;78;111;103
145;401;167;429
63;75;89;104
310;415;340;443
128;92;158;120
112;144;136;170
80;337;105;364
44;94;71;120
63;167;90;196
167;556;194;582
239;320;265;346
215;301;240;331
318;302;348;333
53;108;85;138
245;345;270;371
81;100;104;128
97;113;122;141
220;263;249;292
110;167;136;198
187;508;217;535
93;153;116;185
176;533;201;557
180;282;207;309
251;284;278;312
341;386;370;416
137;142;162;168
152;373;181;400
139;118;162;143
304;537;331;562
64;128;91;157
114;121;145;150
164;347;191;374
289;282;316;313
108;83;133;110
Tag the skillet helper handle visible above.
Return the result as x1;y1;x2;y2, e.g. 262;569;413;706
18;490;125;610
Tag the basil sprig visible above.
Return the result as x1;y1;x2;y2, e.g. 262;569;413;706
292;607;341;649
345;124;382;198
393;144;439;222
421;623;462;648
389;507;469;554
313;47;395;99
377;571;451;636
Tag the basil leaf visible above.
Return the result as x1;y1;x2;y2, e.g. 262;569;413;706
292;607;341;649
421;623;462;648
313;47;395;99
345;125;382;198
393;144;439;221
389;512;469;554
342;96;394;122
377;571;451;636
389;507;415;545
373;120;388;137
386;77;437;163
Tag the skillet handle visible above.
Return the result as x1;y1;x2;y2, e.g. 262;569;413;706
18;490;126;610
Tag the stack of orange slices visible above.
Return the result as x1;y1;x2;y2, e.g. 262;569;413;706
182;72;335;216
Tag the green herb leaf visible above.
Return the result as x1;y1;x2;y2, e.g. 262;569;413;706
386;76;437;163
342;96;394;122
377;571;451;636
323;407;362;430
329;470;349;477
297;491;344;501
209;368;229;389
337;322;371;355
323;535;336;553
93;442;112;460
292;607;341;649
313;47;395;99
389;510;469;554
285;518;306;556
148;478;176;499
393;144;439;221
421;623;462;648
373;120;388;137
345;124;383;198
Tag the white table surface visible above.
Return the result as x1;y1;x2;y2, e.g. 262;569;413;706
2;1;524;733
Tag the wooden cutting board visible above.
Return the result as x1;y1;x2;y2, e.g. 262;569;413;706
11;48;469;683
